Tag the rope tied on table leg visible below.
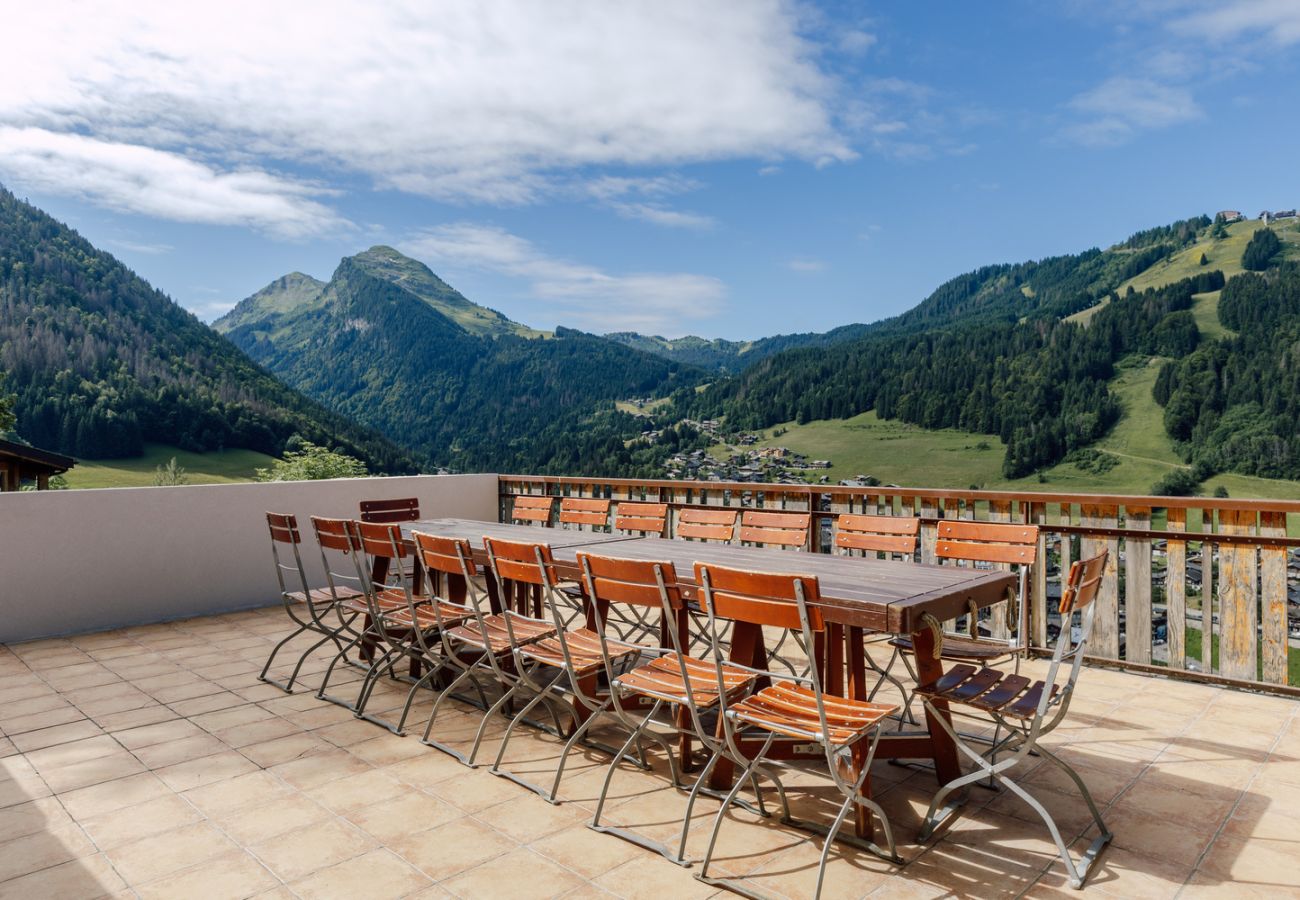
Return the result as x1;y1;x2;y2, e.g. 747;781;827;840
967;599;979;639
919;612;944;659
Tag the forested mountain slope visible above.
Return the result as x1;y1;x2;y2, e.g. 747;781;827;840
0;185;414;471
216;248;701;473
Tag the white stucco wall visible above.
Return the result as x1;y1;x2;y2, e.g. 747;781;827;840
0;474;499;643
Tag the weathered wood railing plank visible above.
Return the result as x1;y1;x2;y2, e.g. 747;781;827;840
498;475;1298;691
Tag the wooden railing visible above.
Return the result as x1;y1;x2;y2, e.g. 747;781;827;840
499;475;1300;693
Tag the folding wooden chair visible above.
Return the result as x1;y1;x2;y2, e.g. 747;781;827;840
359;497;420;523
484;537;644;803
916;551;1111;889
583;552;758;866
311;517;381;711
360;497;421;585
676;507;738;542
694;563;900;898
510;495;555;526
739;510;811;550
258;512;363;693
613;501;669;536
350;522;474;735
416;532;556;766
887;520;1039;726
559;497;611;531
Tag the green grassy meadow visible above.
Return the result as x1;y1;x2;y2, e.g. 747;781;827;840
64;443;278;489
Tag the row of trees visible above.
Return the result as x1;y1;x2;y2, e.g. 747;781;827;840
1155;264;1300;479
682;274;1221;479
0;186;414;471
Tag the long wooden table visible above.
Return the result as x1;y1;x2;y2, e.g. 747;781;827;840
402;518;1016;840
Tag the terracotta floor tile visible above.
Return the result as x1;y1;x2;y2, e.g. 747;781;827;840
41;751;148;794
0;819;98;881
134;734;232;769
135;849;279;900
79;792;204;850
595;852;721;900
530;823;646;879
272;747;374;790
213;792;332;846
249;817;377;882
106;821;238;885
58;772;171;820
343;790;462;843
390;816;517;880
239;731;334;768
291;847;433;900
213;715;302;749
444;846;586;899
9;719;105;753
0;852;127;900
155;749;259;792
111;717;204;749
90;703;177;732
0;796;72;844
304;767;408;813
182;769;296;817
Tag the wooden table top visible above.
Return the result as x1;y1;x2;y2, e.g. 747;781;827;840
403;519;1016;634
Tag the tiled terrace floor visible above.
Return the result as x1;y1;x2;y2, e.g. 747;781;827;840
2;609;1299;900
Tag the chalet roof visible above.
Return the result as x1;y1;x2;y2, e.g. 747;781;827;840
0;438;76;474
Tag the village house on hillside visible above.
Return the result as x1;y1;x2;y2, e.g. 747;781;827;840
1217;209;1244;222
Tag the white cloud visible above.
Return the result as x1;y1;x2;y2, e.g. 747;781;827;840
401;223;725;334
1063;77;1202;145
787;258;826;273
105;238;173;255
583;175;714;229
0;0;852;226
0;127;347;238
1174;0;1300;45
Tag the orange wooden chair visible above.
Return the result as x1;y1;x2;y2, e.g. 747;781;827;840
484;537;643;802
582;552;757;866
676;507;738;542
349;522;475;735
359;497;420;523
834;514;920;559
613;501;669;536
917;551;1111;889
414;532;556;766
258;512;363;694
887;521;1039;726
739;510;811;550
311;517;383;711
559;497;611;530
694;563;900;896
510;495;555;526
833;515;922;722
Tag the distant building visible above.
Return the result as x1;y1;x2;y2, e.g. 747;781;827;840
1217;210;1243;223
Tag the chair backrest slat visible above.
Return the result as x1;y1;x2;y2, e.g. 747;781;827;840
834;514;919;555
613;501;668;536
577;552;682;610
694;562;823;632
559;497;611;527
677;507;738;542
510;495;555;525
355;521;407;560
935;521;1038;565
1059;552;1106;616
311;516;360;552
484;537;556;586
739;510;810;549
266;511;302;544
359;497;420;524
412;531;477;578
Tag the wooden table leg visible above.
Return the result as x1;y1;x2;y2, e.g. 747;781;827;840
912;624;961;785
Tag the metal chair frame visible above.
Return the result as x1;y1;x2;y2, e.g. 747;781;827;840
694;563;901;899
833;515;922;725
416;533;556;766
313;517;383;711
485;537;644;803
738;510;814;679
258;512;360;693
583;552;757;867
917;552;1112;890
350;522;471;735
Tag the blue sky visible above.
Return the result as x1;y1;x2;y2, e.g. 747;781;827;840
2;1;1298;338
